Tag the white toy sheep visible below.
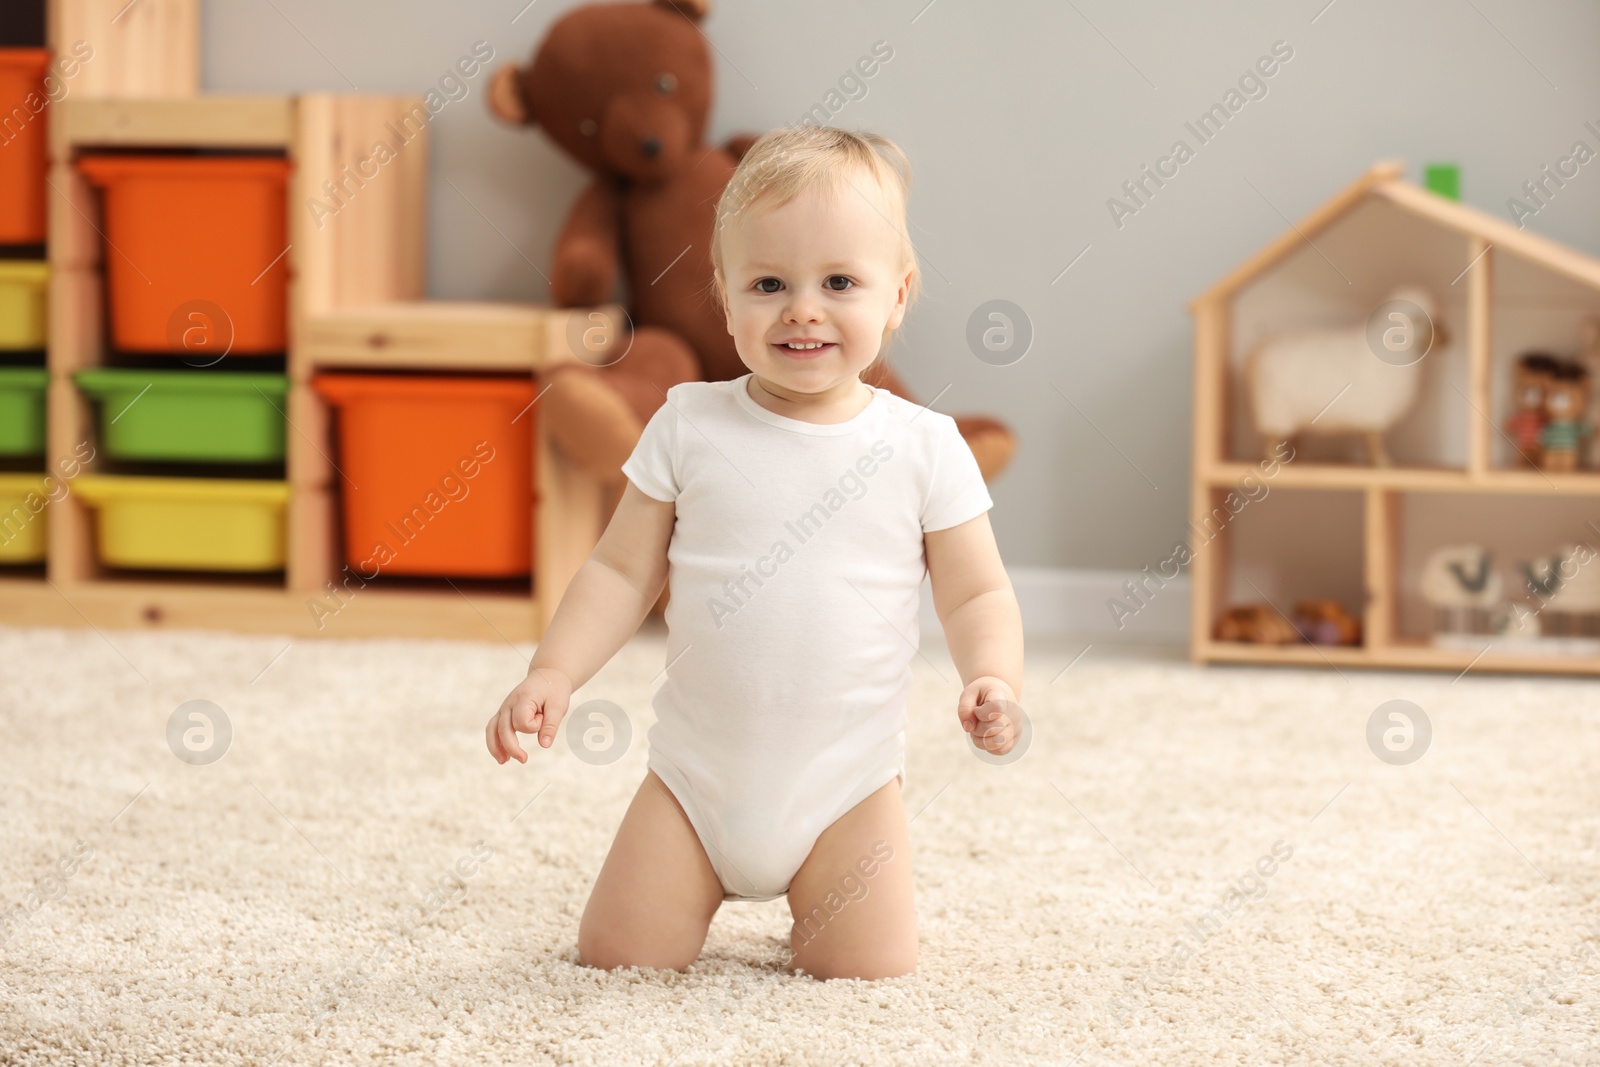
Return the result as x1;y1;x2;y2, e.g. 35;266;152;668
1420;544;1500;636
1246;286;1446;466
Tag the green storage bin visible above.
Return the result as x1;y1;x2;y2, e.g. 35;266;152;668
74;369;289;463
0;366;47;455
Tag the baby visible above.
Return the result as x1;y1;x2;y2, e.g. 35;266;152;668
485;125;1023;981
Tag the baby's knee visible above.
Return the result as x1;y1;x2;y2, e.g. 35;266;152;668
578;924;696;973
790;935;917;981
798;955;918;981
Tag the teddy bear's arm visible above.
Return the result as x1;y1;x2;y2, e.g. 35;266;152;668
550;179;623;308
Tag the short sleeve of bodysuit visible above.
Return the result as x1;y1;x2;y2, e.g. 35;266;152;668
920;416;994;532
620;395;681;503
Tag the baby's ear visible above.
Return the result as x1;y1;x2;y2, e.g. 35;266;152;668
712;274;731;329
887;265;914;329
488;64;534;126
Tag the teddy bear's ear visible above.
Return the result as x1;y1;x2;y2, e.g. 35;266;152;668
656;0;710;21
488;64;532;126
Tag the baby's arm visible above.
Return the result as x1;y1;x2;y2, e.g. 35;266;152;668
486;483;674;763
925;513;1024;754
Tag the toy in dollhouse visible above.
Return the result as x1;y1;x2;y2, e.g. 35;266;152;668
1421;544;1500;642
1539;364;1591;473
1585;320;1600;470
1213;604;1299;644
1212;599;1361;646
1530;544;1600;639
1505;353;1558;468
1506;324;1600;473
1291;599;1361;646
1246;286;1444;467
1423;541;1600;654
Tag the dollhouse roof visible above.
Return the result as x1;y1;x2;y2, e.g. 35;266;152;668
1188;160;1600;311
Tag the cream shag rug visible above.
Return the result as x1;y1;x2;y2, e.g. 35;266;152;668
1;621;1597;1066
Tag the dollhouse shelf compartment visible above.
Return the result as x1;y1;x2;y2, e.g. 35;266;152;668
0;79;613;642
1188;161;1600;677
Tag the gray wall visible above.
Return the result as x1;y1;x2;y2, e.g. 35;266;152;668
201;0;1600;570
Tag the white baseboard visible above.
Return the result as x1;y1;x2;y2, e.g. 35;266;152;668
919;565;1191;643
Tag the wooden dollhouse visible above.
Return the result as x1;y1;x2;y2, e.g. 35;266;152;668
1190;161;1600;676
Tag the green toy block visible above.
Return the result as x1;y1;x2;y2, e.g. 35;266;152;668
1424;163;1460;201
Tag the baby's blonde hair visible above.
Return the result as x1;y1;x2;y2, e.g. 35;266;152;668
708;125;921;328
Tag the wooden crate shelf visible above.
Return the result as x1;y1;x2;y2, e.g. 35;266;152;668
297;301;624;372
21;85;612;643
1189;162;1600;677
51;96;294;148
0;577;542;641
51;0;200;100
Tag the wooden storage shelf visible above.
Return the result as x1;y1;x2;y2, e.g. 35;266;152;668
20;76;612;642
299;300;623;372
50;0;200;100
0;577;541;641
1189;162;1600;677
50;97;294;150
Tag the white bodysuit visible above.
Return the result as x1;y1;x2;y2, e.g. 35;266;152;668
620;373;993;901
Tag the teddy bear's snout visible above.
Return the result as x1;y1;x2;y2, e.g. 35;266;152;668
597;93;693;179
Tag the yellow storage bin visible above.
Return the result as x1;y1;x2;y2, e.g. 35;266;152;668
0;262;49;349
0;473;50;563
73;475;289;572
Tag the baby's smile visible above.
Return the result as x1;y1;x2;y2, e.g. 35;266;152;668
774;339;837;360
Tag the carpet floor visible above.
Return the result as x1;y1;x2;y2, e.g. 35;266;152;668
1;620;1597;1066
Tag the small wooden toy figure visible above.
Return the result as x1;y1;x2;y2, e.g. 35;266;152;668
1584;319;1600;470
1539;362;1591;473
1505;352;1558;468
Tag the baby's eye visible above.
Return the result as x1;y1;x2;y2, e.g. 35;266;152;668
754;278;783;294
825;275;854;291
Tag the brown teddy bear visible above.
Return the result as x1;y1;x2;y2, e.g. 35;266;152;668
488;0;1016;485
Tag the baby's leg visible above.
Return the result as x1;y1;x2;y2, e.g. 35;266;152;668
786;777;917;980
577;769;724;970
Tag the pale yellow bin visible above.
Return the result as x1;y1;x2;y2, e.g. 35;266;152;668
0;262;49;349
0;473;51;563
74;475;290;572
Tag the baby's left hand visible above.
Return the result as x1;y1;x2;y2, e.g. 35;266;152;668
957;677;1020;756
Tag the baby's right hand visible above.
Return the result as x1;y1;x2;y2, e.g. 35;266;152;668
485;666;574;764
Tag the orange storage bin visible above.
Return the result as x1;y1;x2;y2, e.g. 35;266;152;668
312;374;538;579
75;155;291;353
0;49;50;244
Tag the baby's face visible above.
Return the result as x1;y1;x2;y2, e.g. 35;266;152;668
718;172;912;394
